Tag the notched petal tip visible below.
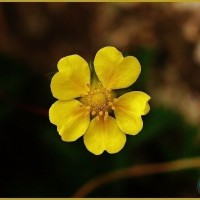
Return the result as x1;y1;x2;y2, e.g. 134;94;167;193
94;46;141;90
114;91;150;135
50;54;91;100
83;116;126;155
57;54;87;71
116;91;151;115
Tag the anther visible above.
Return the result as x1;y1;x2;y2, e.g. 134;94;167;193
107;93;111;98
91;111;96;116
104;111;108;121
99;111;103;116
96;116;100;121
111;106;116;110
114;98;118;102
108;102;113;106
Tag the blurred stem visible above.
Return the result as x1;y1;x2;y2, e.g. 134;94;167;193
73;156;200;197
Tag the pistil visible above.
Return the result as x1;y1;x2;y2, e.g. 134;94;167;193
80;82;115;120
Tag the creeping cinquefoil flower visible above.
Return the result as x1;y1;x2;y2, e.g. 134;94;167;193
49;46;150;155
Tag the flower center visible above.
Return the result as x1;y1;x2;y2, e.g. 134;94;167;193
91;92;107;107
80;83;116;121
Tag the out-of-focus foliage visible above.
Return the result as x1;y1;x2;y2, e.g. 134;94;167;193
0;3;200;197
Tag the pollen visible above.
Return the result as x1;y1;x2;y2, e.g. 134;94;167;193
80;82;114;120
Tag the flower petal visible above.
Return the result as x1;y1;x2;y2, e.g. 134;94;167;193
94;46;141;89
49;99;90;141
83;116;126;155
51;55;90;100
144;102;150;115
114;91;150;135
115;108;143;135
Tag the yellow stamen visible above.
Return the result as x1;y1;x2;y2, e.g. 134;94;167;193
80;82;115;119
96;116;100;121
111;106;116;110
104;111;108;121
99;111;103;116
107;93;111;98
91;111;96;115
108;102;113;106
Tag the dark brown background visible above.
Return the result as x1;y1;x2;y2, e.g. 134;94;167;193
0;3;200;197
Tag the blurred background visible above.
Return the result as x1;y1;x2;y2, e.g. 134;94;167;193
0;2;200;197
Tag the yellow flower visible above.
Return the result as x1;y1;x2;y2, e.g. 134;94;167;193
49;46;150;155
